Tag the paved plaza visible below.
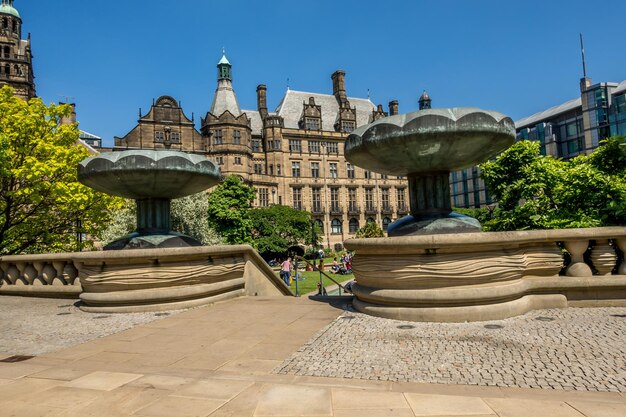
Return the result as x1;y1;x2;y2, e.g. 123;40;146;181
277;306;626;392
0;295;625;416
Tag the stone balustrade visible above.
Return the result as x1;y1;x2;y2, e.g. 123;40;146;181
344;227;626;322
0;253;81;297
0;245;291;312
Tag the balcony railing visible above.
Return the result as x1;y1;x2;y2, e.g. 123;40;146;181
311;205;324;215
382;205;393;215
365;205;377;215
330;204;342;215
397;204;409;215
348;204;360;215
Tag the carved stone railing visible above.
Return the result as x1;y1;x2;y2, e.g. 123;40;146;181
0;245;292;312
344;227;626;322
0;253;81;297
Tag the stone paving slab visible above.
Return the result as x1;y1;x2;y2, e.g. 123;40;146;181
276;306;626;393
0;296;625;416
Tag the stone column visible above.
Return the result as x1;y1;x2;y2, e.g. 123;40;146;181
408;171;451;215
136;198;171;234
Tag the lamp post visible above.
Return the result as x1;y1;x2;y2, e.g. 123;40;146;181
321;142;331;249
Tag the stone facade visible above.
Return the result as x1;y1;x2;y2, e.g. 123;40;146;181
0;1;35;100
112;53;410;248
114;96;205;153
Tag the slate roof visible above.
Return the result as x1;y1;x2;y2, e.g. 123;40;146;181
515;97;582;129
275;89;376;131
209;79;241;117
243;109;264;135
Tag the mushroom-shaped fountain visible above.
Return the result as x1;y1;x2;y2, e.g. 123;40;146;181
346;108;515;235
78;150;221;250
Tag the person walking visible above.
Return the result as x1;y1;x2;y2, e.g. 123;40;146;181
281;257;292;286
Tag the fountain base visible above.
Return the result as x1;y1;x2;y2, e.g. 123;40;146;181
104;232;201;250
388;212;481;236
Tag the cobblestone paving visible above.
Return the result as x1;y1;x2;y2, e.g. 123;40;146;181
276;307;626;392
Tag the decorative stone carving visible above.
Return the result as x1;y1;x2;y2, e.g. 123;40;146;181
352;245;563;289
564;240;592;277
590;239;617;275
79;256;246;292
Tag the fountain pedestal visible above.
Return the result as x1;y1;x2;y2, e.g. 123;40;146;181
346;107;515;235
78;150;221;250
389;171;480;236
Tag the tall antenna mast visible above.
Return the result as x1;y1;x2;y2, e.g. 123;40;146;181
580;33;587;79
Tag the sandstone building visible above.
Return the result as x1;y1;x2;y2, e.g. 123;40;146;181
0;0;34;100
114;53;410;247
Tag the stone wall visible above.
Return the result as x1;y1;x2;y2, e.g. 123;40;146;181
0;245;291;313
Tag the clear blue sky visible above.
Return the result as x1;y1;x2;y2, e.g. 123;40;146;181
17;0;626;147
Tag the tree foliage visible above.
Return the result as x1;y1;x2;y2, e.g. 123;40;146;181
480;138;626;231
250;204;314;258
0;86;120;254
207;175;256;244
100;192;223;246
355;221;384;238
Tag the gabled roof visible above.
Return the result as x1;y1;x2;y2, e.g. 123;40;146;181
515;97;582;129
275;89;375;131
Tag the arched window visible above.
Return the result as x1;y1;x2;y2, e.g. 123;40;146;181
4;64;9;75
349;218;359;234
314;219;323;233
366;217;375;224
3;46;9;58
12;20;16;33
2;18;7;29
382;217;392;232
331;218;342;234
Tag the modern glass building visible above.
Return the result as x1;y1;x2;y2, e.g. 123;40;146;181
450;77;626;209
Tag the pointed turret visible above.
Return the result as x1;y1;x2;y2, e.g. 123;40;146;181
209;49;241;116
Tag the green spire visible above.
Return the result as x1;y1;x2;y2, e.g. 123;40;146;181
217;49;232;80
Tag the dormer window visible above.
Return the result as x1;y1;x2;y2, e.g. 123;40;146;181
305;117;320;130
154;131;164;142
171;132;180;143
341;121;355;133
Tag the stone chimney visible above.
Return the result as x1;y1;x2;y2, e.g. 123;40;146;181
389;100;399;116
60;103;77;125
331;70;347;104
257;84;268;118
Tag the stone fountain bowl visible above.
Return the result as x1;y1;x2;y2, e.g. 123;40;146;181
78;150;221;199
345;107;515;175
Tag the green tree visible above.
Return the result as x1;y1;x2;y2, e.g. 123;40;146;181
207;175;255;244
0;86;120;254
250;205;314;258
355;221;384;238
100;192;223;246
480;138;626;231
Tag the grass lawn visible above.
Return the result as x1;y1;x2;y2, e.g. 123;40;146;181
278;269;354;295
